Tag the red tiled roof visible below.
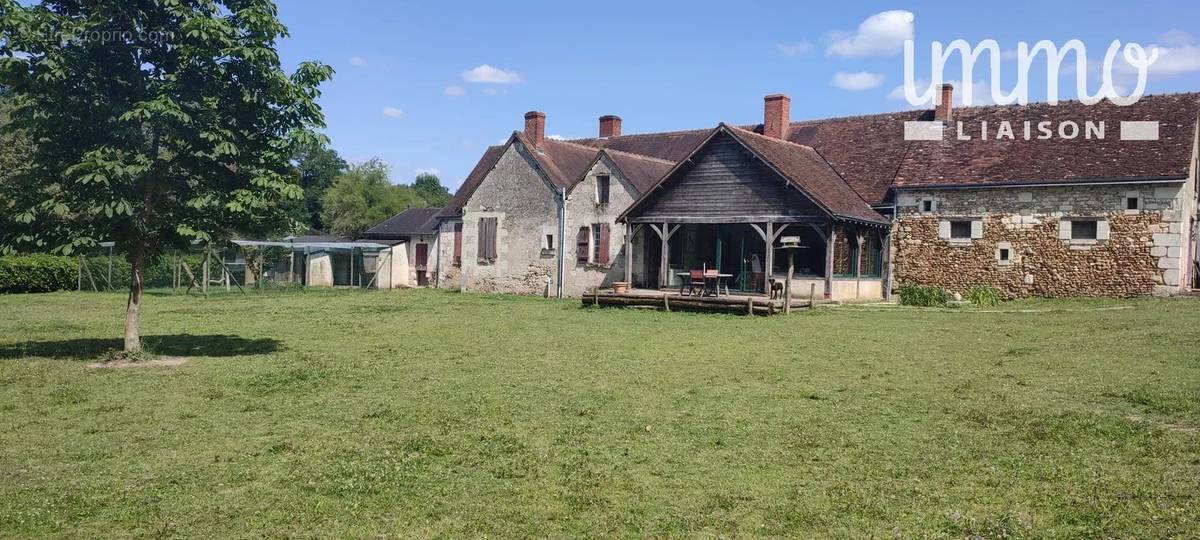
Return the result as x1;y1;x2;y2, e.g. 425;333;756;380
445;92;1200;218
594;149;675;195
724;125;888;224
893;93;1200;188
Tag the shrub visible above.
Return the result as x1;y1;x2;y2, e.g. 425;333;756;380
0;254;78;293
965;286;1003;307
898;284;951;307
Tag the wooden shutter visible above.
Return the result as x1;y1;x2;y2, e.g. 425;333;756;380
576;226;590;263
452;222;462;265
477;218;497;262
598;224;611;265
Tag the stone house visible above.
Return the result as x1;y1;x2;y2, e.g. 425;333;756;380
434;88;1200;299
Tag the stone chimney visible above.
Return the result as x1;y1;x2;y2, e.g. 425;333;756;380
524;111;545;146
599;115;622;138
764;94;791;139
935;83;954;122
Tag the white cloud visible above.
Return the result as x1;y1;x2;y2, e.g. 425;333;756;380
1144;44;1200;77
546;134;567;141
444;85;466;96
826;10;914;58
1158;29;1195;46
461;64;522;84
481;88;498;95
349;56;368;67
832;71;884;91
381;107;406;119
887;79;994;107
415;168;440;176
775;41;813;56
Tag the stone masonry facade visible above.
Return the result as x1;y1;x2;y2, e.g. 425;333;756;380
893;182;1195;298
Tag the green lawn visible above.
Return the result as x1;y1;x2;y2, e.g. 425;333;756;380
0;289;1197;538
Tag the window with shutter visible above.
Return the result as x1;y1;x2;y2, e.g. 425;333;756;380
596;175;610;204
597;224;611;265
576;226;590;263
452;222;462;266
477;218;498;262
591;225;602;263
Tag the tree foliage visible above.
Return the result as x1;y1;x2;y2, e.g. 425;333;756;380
0;0;332;350
321;159;426;237
293;140;347;230
412;172;450;207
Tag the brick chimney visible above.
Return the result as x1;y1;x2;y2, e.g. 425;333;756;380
763;94;791;139
935;83;954;122
599;115;622;138
524;111;545;146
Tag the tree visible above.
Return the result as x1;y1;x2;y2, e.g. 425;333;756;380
0;0;333;352
0;88;34;198
294;140;346;230
321;159;424;237
412;172;450;207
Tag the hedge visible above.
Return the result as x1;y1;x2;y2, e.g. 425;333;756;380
0;254;78;293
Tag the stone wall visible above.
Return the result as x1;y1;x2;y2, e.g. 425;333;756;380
893;182;1193;298
562;157;640;296
457;144;560;296
434;220;462;290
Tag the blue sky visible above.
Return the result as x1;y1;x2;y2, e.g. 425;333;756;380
274;1;1200;190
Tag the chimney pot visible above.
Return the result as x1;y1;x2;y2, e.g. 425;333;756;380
524;111;546;146
599;115;622;138
763;94;791;139
935;83;954;122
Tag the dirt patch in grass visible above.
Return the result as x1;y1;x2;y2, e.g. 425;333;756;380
86;356;189;369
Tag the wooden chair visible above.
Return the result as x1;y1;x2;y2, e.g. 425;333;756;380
687;269;706;296
704;269;720;296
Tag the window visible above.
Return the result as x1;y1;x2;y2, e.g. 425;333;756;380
920;199;935;213
545;234;555;250
596;175;610;204
592;225;602;262
1126;196;1140;211
950;220;973;239
1071;220;1097;240
452;222;463;266
477;217;497;263
999;248;1011;262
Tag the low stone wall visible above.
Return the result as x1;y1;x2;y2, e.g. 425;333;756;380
893;183;1191;298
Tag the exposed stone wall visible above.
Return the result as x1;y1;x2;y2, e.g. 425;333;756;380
562;157;640;296
893;183;1192;298
458;144;559;296
434;220;462;290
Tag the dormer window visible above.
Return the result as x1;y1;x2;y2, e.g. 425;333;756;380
596;175;610;204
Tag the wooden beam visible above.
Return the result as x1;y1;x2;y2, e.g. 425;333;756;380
824;222;836;300
624;225;635;285
749;223;767;242
807;223;828;243
630;215;826;224
659;222;670;289
855;228;865;300
882;228;894;301
771;223;791;242
763;221;774;294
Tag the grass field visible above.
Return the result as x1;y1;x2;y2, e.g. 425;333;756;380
1;289;1198;537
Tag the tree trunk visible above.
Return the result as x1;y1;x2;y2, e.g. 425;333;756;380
124;247;144;352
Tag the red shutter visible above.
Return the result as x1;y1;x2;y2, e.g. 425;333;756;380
452;222;462;266
598;224;611;265
576;226;590;263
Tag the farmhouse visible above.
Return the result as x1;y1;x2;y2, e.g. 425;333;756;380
433;87;1200;299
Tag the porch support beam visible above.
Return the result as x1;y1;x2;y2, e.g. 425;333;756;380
855;227;865;299
649;223;680;289
624;224;643;286
764;221;774;294
824;222;837;300
882;227;894;301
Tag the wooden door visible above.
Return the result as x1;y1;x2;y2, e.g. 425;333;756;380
415;243;429;286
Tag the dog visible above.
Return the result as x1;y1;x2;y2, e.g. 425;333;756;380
769;279;785;300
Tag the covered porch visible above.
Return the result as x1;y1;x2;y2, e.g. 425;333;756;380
621;218;891;301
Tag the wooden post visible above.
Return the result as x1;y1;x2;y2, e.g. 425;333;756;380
824;223;836;300
77;256;83;291
784;249;794;314
663;292;670;312
809;283;817;306
882;228;894;301
747;296;754;315
763;221;774;295
660;222;670;289
624;227;633;286
855;229;865;300
202;247;210;295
